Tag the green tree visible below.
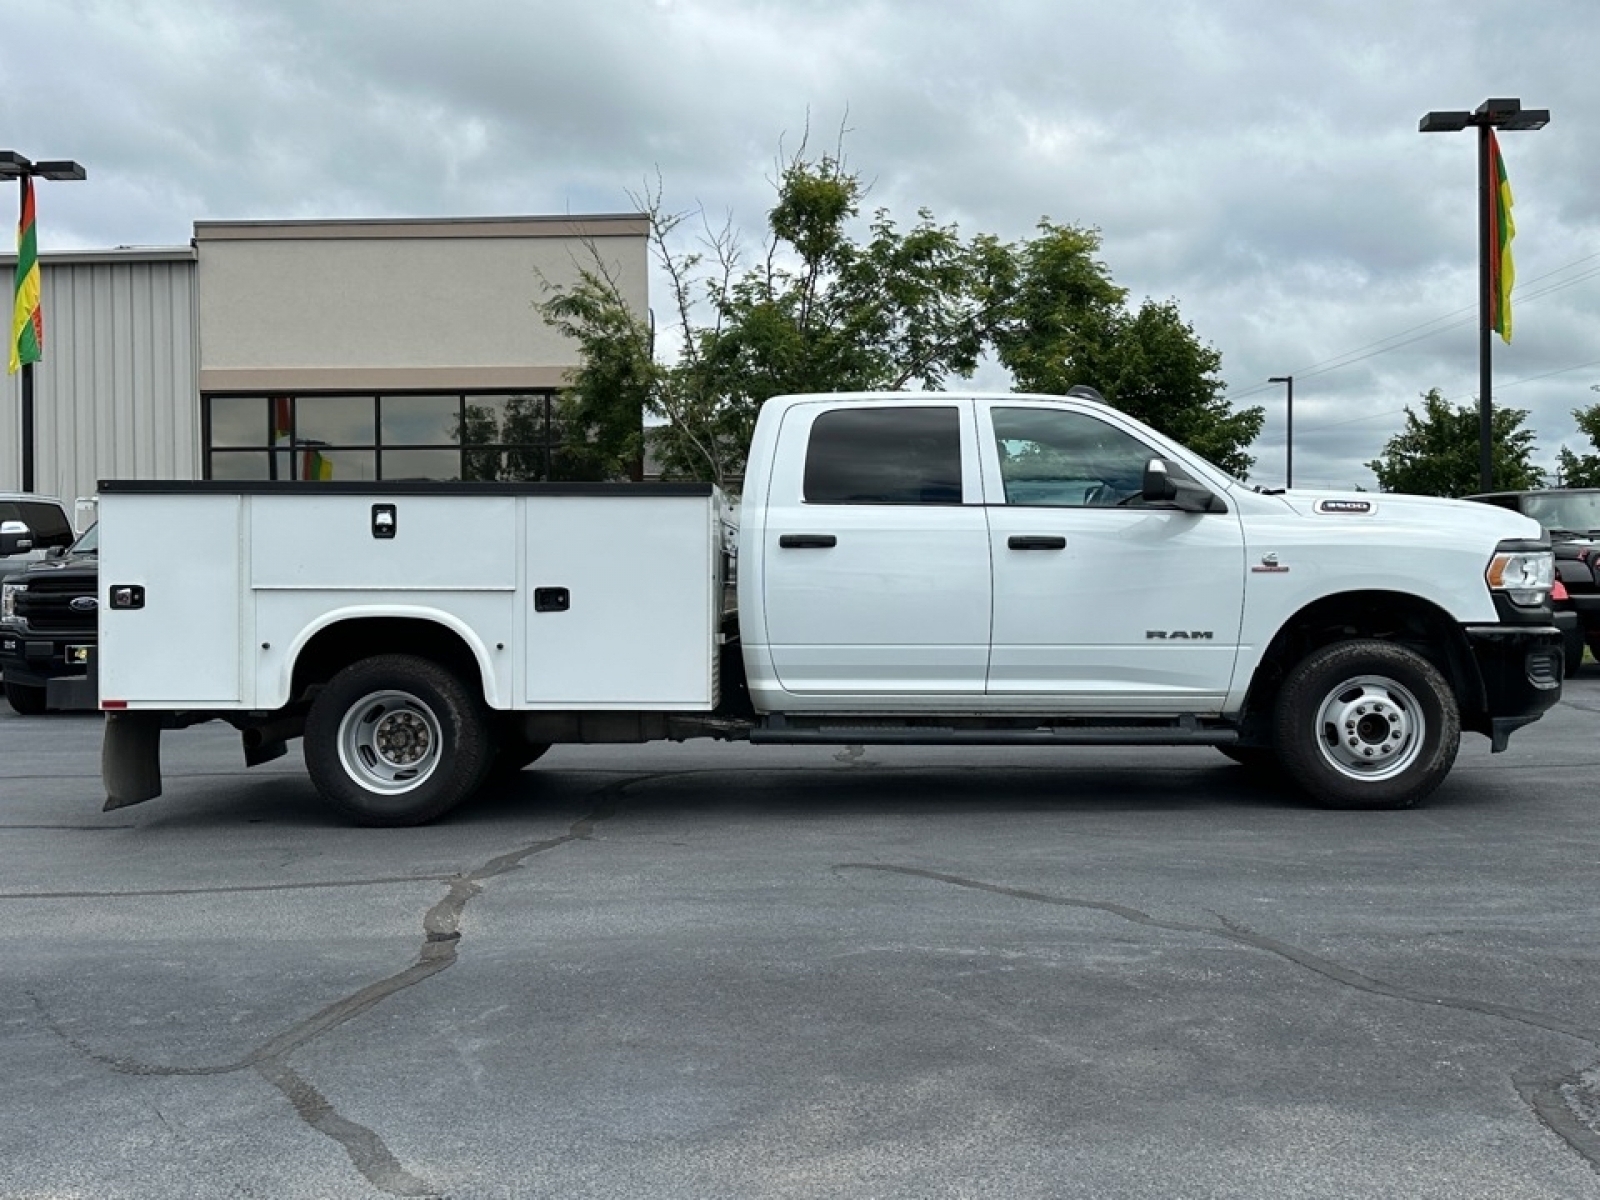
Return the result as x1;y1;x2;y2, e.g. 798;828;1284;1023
540;136;1259;486
538;263;655;481
1554;390;1600;487
1366;389;1544;496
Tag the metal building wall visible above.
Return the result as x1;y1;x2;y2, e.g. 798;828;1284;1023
1;249;198;515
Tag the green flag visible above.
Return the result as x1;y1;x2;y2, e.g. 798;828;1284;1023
10;175;42;373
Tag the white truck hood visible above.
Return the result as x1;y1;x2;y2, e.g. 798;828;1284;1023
1271;488;1545;542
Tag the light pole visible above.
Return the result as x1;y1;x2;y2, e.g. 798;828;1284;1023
0;150;87;494
1418;98;1548;493
1268;374;1294;488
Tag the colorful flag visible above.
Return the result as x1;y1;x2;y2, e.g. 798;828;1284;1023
9;176;42;374
1487;129;1516;344
302;447;334;480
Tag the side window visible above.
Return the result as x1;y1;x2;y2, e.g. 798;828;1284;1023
0;502;74;549
803;407;963;505
993;407;1156;507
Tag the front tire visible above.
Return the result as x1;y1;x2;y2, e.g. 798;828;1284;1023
305;655;492;826
4;680;47;716
1273;640;1460;811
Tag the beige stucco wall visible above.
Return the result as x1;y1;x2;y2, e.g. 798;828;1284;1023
195;215;648;393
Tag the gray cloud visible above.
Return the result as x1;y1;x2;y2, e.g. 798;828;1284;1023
6;0;1598;488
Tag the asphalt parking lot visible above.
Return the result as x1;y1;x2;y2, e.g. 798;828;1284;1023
3;682;1600;1200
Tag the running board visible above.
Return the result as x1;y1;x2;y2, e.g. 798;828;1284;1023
750;720;1238;747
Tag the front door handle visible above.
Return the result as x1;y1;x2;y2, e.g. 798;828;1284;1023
1007;535;1067;550
779;534;837;549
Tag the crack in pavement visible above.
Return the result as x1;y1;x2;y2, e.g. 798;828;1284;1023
31;775;648;1197
838;862;1600;1173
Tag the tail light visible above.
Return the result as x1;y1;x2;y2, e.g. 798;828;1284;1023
1552;579;1570;601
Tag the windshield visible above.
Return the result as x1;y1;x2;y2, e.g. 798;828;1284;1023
1518;492;1600;537
71;523;98;555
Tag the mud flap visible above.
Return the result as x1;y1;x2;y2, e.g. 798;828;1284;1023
102;711;164;810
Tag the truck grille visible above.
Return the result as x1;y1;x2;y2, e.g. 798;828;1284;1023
14;576;96;635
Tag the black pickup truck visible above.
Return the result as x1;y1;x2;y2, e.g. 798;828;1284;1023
0;522;99;714
1465;488;1600;676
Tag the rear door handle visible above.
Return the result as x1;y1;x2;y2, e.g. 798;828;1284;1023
779;534;837;549
1007;535;1067;550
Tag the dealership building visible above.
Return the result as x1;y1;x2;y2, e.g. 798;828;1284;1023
2;213;649;519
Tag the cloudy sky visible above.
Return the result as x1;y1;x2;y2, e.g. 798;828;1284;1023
7;0;1598;488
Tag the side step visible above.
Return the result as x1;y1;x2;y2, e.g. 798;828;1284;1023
750;717;1238;747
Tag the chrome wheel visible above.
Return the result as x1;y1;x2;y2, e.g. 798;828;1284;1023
1313;674;1425;783
336;689;442;794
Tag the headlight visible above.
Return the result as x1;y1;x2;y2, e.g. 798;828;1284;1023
1486;545;1555;606
0;582;22;623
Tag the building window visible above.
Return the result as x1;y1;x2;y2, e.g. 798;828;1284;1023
202;392;571;482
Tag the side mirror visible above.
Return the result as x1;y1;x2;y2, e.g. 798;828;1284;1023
1141;459;1179;504
1141;459;1227;514
0;520;34;558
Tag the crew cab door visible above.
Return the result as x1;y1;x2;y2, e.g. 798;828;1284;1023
759;400;991;695
979;400;1246;709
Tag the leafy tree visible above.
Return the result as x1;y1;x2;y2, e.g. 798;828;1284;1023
980;220;1124;394
1554;391;1600;487
537;265;655;481
540;137;1260;486
1366;388;1544;496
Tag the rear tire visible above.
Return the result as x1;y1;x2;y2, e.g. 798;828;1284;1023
1274;640;1459;811
4;680;47;716
305;655;492;826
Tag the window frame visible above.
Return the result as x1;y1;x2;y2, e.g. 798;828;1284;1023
201;390;569;483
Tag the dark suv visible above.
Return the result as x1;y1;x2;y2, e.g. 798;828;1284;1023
1465;488;1600;675
0;522;99;714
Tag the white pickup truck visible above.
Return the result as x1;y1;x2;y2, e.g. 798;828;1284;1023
97;391;1564;824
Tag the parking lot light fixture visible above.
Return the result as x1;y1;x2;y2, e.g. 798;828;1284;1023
1418;99;1549;492
2;150;88;493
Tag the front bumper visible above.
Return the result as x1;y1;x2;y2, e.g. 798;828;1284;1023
0;629;97;710
1461;623;1564;751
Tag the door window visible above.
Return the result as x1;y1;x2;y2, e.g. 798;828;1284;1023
0;501;74;549
803;407;963;505
993;407;1156;507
